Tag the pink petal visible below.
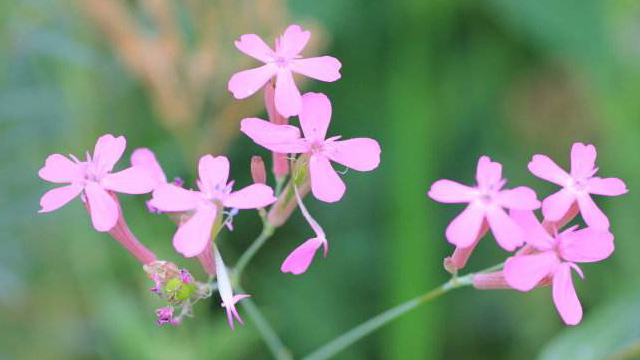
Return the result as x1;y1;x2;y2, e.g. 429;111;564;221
299;92;331;141
85;182;119;232
504;251;559;291
290;56;342;82
559;227;614;263
323;138;381;172
225;184;277;209
542;188;576;222
38;154;82;183
509;209;555;250
486;207;524;251
39;184;83;213
528;154;570;186
274;69;302;117
497;186;541;210
224;294;251;330
281;237;327;275
587;177;628;196
130;148;167;185
240;118;308;153
149;184;200;212
445;204;486;248
234;34;275;63
173;207;217;257
552;263;583;325
279;24;310;58
93;134;126;174
427;179;476;204
101;167;155;194
228;64;276;100
309;154;345;203
570;142;597;179
576;193;609;229
475;156;502;188
198;155;229;195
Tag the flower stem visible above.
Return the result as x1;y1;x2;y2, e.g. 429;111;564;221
237;285;293;360
234;223;276;280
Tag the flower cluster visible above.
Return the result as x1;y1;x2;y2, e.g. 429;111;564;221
429;143;627;325
38;24;381;329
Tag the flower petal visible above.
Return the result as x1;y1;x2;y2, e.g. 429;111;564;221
559;227;614;263
570;142;597;179
497;186;540;210
225;184;277;209
281;237;327;275
475;156;502;189
130;148;167;185
528;154;570;186
240;118;308;153
278;24;310;58
290;56;342;82
173;207;217;257
552;263;583;325
149;184;200;212
299;92;331;141
38;154;82;183
101;167;155;194
445;204;486;248
542;188;576;222
323;138;381;172
309;154;345;203
428;179;476;204
234;34;275;63
509;209;555;251
274;69;302;117
198;155;229;195
587;177;628;196
576;193;609;229
38;184;83;213
93;134;126;174
486;207;524;251
85;182;119;232
228;64;276;100
504;252;559;291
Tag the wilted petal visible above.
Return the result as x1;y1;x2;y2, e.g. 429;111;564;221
559;227;614;263
290;56;342;82
275;69;302;117
281;237;327;275
504;252;559;291
552;263;583;325
225;184;276;209
570;142;597;179
102;167;155;194
173;207;217;257
240;118;308;153
39;184;83;213
324;138;381;172
587;177;628;196
85;182;119;232
528;154;570;186
486;207;524;251
224;294;251;330
542;188;576;222
131;148;167;185
198;155;229;195
497;186;540;210
428;179;476;204
299;92;332;142
228;65;276;100
234;34;275;63
279;24;311;58
576;193;609;229
476;156;502;188
445;204;485;248
39;154;82;183
149;184;200;212
509;209;555;251
309;154;345;203
93;134;126;174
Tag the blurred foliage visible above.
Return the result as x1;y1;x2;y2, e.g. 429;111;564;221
2;0;640;359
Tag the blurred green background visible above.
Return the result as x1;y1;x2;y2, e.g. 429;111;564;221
2;0;640;359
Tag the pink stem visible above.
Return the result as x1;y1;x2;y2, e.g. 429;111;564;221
106;198;157;265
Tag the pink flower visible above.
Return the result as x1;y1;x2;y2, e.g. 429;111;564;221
213;243;250;330
528;142;628;230
241;92;381;203
428;156;541;251
228;25;342;117
39;134;155;232
149;155;277;257
504;210;614;325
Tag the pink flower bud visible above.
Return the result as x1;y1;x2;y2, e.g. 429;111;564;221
251;156;267;185
264;82;290;178
473;271;511;290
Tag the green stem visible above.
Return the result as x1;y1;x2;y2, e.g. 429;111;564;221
237;285;294;360
300;273;476;360
234;223;276;280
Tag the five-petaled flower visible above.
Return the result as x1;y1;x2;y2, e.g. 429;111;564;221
504;210;614;325
241;92;381;203
149;155;277;257
428;156;541;251
39;134;155;232
228;25;342;117
528;142;628;230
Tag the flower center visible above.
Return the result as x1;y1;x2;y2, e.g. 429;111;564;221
570;178;587;192
479;192;493;205
274;56;289;68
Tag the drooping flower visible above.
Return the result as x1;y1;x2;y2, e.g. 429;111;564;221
149;155;277;257
39;134;155;232
503;210;614;325
428;156;541;251
528;142;628;229
228;25;342;117
213;243;249;330
241;92;381;203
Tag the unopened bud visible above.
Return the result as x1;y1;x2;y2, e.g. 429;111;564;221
264;82;290;178
251;156;267;184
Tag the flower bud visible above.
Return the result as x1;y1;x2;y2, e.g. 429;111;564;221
251;156;267;184
264;82;289;178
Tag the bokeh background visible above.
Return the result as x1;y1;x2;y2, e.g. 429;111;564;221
2;0;640;359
